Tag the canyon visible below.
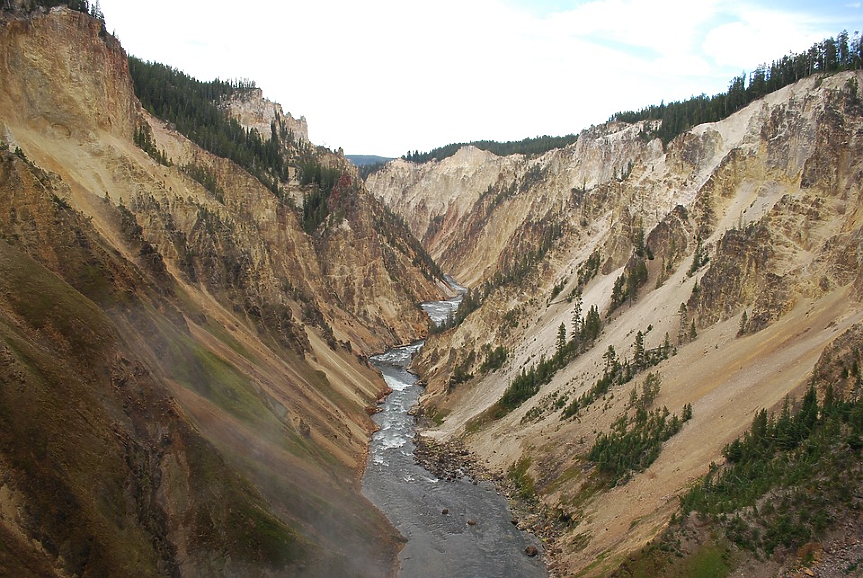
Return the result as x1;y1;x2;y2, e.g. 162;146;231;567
1;4;863;577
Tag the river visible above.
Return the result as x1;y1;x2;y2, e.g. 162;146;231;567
362;281;547;578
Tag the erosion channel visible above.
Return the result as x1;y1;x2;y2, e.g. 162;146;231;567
362;281;547;578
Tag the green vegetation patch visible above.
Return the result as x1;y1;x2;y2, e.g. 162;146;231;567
682;541;733;578
588;402;691;487
150;310;285;432
615;537;733;578
508;457;537;501
0;244;115;368
479;344;507;373
134;123;170;166
423;405;451;427
184;432;306;569
181;162;225;202
622;383;863;575
679;384;863;555
562;331;673;420
496;300;603;417
465;404;503;434
299;161;342;233
128;57;296;197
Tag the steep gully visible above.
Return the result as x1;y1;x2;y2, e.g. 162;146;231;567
362;279;547;577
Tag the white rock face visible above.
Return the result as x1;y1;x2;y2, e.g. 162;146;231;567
367;146;513;247
368;121;668;283
221;87;309;142
367;74;843;286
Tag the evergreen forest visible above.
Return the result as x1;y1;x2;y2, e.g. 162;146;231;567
128;57;293;197
126;57;362;235
22;0;97;15
624;382;863;574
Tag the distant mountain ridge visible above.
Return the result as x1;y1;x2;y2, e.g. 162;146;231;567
346;154;395;166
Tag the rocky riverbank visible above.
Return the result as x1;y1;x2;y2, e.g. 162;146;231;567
413;434;565;571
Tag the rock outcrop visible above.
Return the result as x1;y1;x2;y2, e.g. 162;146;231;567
221;87;309;143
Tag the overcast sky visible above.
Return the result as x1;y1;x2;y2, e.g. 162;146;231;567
98;0;860;157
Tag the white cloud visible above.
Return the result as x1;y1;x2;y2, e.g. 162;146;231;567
702;7;830;69
544;0;720;57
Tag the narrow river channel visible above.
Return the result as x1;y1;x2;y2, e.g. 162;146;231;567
362;281;547;578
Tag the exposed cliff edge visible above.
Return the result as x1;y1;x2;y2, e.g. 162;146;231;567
369;71;863;575
221;87;309;144
0;7;444;576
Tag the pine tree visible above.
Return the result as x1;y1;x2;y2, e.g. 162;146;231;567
633;330;645;369
641;372;661;408
627;260;648;303
582;305;601;342
689;234;707;275
556;323;567;358
603;345;617;376
678;303;688;345
571;294;582;339
634;226;646;257
89;0;103;21
611;274;626;309
682;403;693;421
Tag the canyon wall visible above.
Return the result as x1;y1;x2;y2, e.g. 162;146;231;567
0;7;444;576
369;71;863;575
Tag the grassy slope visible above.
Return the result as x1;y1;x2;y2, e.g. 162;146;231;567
0;240;306;575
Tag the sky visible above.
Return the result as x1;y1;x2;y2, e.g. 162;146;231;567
98;0;861;157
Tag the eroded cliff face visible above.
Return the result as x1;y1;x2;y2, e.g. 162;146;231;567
0;7;442;576
221;87;309;143
369;72;863;575
369;122;668;287
139;111;437;354
0;7;136;141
